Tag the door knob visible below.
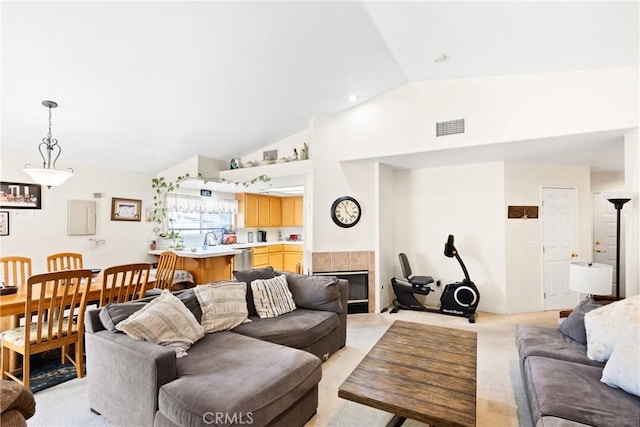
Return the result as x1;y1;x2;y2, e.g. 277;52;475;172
594;248;606;253
570;252;578;258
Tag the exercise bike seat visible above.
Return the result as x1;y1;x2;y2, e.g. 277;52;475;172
398;253;434;292
408;275;433;287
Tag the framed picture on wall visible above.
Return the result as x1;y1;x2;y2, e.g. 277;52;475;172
0;181;42;209
111;197;142;221
0;211;8;236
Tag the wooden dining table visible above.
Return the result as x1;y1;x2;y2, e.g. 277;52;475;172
0;273;156;319
0;273;156;372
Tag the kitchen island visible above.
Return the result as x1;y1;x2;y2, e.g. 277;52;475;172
148;246;241;284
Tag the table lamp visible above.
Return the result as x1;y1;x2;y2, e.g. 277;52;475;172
569;262;613;300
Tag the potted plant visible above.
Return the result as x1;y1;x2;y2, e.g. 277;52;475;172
159;231;183;250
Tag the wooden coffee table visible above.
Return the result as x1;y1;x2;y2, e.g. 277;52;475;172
338;320;477;427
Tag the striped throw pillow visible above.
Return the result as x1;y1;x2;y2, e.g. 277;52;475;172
116;290;205;357
251;275;297;318
194;281;250;333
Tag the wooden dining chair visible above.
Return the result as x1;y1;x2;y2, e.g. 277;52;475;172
99;263;151;307
47;252;83;272
0;269;93;389
0;256;32;287
155;251;177;291
0;257;33;371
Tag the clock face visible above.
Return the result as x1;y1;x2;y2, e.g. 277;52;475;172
331;196;361;228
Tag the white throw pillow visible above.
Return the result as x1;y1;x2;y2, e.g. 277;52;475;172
194;281;250;333
116;290;205;357
584;295;640;362
251;274;296;318
601;328;640;397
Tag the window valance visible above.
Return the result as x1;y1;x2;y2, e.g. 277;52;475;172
166;194;238;214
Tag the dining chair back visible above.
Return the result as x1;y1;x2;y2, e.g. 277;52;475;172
0;256;32;287
155;251;178;291
0;257;33;371
100;263;151;307
0;269;93;388
47;252;83;272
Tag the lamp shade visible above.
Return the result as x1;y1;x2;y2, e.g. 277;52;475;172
23;168;73;187
569;262;613;296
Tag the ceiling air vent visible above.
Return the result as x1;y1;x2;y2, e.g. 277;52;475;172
436;118;465;137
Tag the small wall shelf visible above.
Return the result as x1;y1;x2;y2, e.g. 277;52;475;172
219;159;313;182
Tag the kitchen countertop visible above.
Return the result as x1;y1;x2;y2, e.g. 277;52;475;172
148;246;241;258
148;241;303;258
231;241;304;249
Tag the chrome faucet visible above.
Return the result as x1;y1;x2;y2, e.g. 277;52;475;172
203;231;218;247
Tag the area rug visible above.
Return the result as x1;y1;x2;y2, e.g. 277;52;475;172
14;349;85;393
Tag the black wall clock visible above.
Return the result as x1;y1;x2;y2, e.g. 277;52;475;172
331;196;361;228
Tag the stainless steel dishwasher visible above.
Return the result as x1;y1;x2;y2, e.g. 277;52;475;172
234;247;254;271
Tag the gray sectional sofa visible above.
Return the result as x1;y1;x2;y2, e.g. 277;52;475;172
84;271;348;427
516;324;640;427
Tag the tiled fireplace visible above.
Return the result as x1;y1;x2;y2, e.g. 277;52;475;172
312;251;376;313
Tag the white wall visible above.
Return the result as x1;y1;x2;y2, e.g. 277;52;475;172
1;153;155;274
504;161;591;313
591;172;625;192
240;130;309;166
624;129;639;297
394;162;507;313
158;155;228;181
228;67;639;313
376;162;396;311
335;67;639;161
308;116;376;254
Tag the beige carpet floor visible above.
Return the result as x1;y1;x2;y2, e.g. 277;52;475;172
28;309;559;426
305;309;559;427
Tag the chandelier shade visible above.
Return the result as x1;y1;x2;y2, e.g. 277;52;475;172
23;168;74;187
23;100;74;188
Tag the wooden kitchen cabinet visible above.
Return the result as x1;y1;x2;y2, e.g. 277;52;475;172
268;244;283;270
269;197;281;227
252;245;283;270
237;193;282;228
257;196;269;226
294;197;303;226
177;254;234;284
253;246;269;268
283;245;303;273
281;196;303;227
237;193;259;228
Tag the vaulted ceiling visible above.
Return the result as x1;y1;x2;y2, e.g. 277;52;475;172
2;1;638;174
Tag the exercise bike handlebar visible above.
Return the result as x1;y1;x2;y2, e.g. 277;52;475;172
444;234;471;282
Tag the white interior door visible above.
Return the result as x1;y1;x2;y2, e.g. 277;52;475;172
593;192;621;297
542;187;578;310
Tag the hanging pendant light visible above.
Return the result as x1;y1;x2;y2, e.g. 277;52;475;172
23;100;74;188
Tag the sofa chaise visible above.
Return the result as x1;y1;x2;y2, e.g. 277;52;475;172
84;270;348;427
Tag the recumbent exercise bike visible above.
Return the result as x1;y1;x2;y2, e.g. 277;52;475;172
390;235;480;323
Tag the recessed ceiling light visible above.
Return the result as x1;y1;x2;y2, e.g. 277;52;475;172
433;54;449;63
349;94;359;103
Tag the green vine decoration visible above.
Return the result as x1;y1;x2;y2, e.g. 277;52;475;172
151;173;191;226
219;174;271;187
